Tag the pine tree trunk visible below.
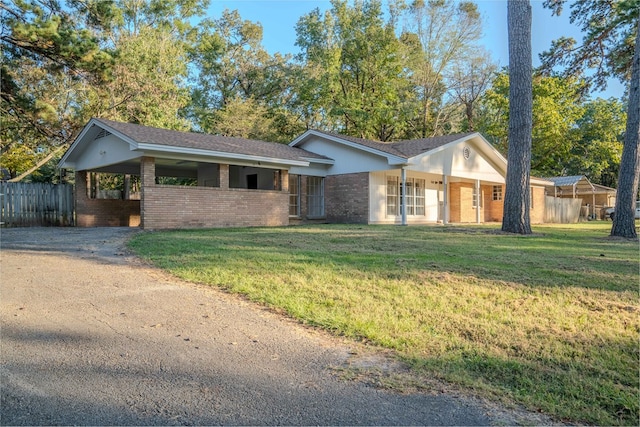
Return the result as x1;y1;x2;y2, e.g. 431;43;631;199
611;19;640;239
502;0;532;234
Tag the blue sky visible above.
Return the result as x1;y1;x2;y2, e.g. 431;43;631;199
206;0;625;100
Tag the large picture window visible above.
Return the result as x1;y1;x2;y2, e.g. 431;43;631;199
415;179;425;216
386;176;425;217
387;176;399;216
307;176;325;217
289;174;300;217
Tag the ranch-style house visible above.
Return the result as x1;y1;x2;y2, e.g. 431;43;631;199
58;118;550;229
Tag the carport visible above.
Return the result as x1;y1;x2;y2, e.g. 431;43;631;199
545;175;617;219
59;118;327;229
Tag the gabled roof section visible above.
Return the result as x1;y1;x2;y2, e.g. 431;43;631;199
60;118;332;170
93;118;329;162
391;133;477;158
545;175;591;187
592;183;616;193
290;130;407;163
290;129;480;161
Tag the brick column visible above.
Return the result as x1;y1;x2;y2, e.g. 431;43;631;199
219;164;229;189
140;157;155;229
75;171;88;225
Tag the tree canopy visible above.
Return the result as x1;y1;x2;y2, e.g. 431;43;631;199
0;0;631;195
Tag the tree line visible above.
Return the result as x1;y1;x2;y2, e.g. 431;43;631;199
0;0;634;191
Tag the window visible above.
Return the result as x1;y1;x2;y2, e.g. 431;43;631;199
387;176;425;217
492;185;502;201
307;176;324;217
405;179;414;215
415;179;425;216
387;176;399;216
289;174;300;217
472;185;482;208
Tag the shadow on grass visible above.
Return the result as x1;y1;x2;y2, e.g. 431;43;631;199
129;224;638;293
403;332;640;426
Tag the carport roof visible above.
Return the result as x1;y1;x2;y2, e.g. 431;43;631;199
93;118;330;162
59;118;333;172
545;175;596;192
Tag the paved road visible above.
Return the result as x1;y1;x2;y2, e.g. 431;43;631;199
1;227;540;426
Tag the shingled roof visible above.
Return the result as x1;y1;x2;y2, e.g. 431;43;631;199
294;129;477;159
93;118;330;162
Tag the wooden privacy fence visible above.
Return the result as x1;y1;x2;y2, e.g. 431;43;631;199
1;182;74;227
545;196;582;224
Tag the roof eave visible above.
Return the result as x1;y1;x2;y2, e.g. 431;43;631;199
137;143;310;167
58;118;105;168
301;156;335;165
291;130;407;164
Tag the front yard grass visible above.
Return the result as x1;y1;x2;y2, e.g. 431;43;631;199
128;223;639;425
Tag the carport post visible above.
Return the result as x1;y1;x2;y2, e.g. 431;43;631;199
140;156;155;229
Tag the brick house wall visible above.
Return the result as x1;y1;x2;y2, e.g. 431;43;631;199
450;182;546;224
139;157;288;229
141;185;288;229
530;186;546;224
325;172;369;224
75;171;141;227
485;184;504;222
449;182;485;223
448;182;462;223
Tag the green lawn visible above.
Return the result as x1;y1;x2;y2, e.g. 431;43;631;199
128;223;639;425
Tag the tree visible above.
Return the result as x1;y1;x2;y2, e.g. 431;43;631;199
1;0;114;178
212;96;275;140
540;0;637;92
502;0;533;234
612;19;639;238
479;72;585;177
1;0;206;179
295;0;412;141
541;0;639;238
401;0;483;138
88;26;192;130
449;49;497;131
568;98;626;188
189;9;292;140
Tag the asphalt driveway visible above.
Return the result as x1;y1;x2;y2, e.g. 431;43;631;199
0;227;547;425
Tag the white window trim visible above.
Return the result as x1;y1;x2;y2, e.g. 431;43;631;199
386;175;426;218
473;185;483;209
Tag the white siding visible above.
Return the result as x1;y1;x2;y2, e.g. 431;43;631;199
74;134;142;171
297;137;391;175
369;171;442;224
425;181;440;222
369;171;388;223
410;140;505;183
